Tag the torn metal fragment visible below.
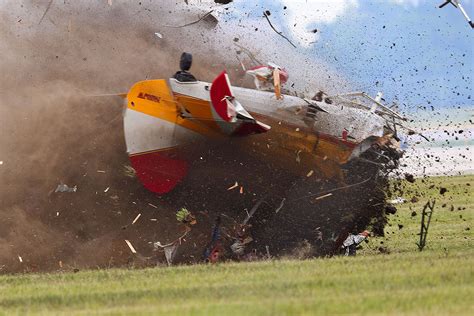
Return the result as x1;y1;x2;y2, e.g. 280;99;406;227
163;243;179;266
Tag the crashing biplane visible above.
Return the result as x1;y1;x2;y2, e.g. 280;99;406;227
123;55;407;195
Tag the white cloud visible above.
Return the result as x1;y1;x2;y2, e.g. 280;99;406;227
390;0;423;7
280;0;359;47
390;0;471;7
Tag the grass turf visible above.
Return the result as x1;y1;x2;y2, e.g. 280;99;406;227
0;175;472;315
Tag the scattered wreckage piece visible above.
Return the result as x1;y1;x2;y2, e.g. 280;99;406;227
389;197;406;204
262;11;297;48
227;181;239;190
132;213;141;225
203;216;223;263
439;0;474;28
417;200;435;251
245;62;289;99
125;240;137;254
242;196;267;225
164;10;218;28
54;184;77;193
340;230;370;256
154;230;190;266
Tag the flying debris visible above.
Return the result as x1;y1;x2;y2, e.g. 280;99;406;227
246;62;289;99
439;0;474;28
54;184;77;193
117;52;412;262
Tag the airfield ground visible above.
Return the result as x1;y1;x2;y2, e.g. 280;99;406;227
0;175;472;315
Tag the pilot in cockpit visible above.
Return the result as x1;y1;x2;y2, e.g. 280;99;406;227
173;52;197;82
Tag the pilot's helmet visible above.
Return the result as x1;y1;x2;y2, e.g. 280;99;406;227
180;52;193;71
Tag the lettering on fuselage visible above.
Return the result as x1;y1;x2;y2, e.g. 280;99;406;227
137;92;161;103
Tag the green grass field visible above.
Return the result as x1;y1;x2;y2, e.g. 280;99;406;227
1;175;473;315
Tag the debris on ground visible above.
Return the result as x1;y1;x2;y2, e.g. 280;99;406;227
153;229;190;266
203;216;223;263
54;184;77;193
340;230;370;256
389;197;406;204
154;32;163;39
163;243;179;265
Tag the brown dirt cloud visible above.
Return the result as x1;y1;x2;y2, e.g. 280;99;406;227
0;1;391;273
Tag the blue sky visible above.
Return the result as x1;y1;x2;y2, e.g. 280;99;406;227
229;0;473;111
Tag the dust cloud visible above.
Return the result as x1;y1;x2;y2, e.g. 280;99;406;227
0;1;390;273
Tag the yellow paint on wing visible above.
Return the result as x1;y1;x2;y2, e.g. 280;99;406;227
127;80;222;138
